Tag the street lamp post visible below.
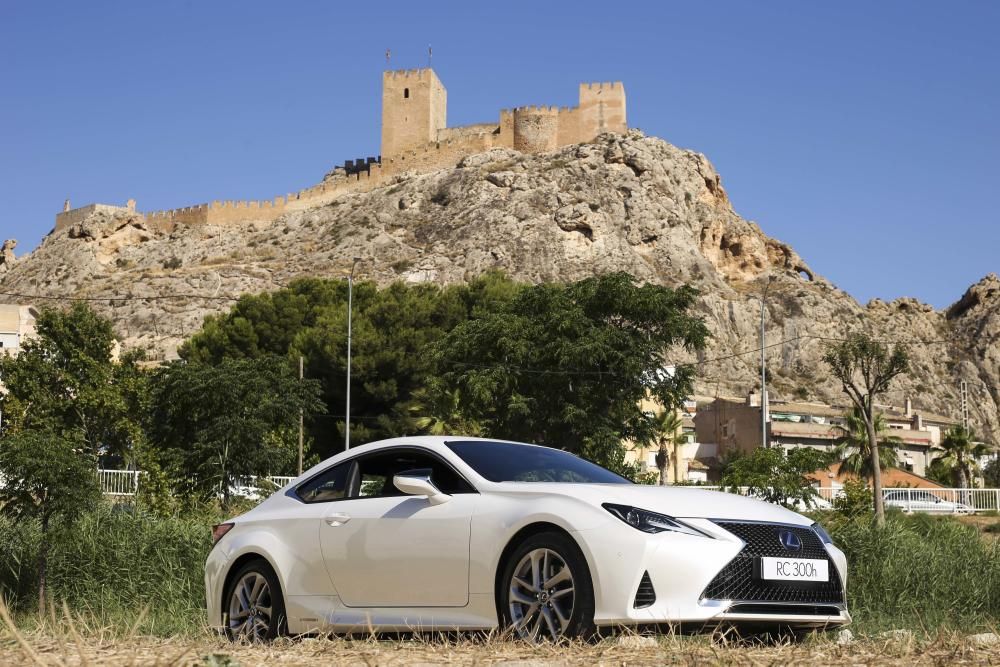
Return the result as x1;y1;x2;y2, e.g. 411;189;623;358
752;275;774;448
345;257;361;450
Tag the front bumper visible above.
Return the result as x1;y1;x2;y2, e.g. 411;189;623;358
575;517;850;629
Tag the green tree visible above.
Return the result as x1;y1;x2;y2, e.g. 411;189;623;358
652;408;685;486
434;273;708;473
149;356;324;507
983;458;1000;488
833;407;901;479
0;303;148;462
406;385;482;437
933;425;992;490
823;333;909;526
0;429;101;613
720;446;833;509
179;274;519;455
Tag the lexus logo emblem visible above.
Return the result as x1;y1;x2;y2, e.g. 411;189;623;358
778;529;802;552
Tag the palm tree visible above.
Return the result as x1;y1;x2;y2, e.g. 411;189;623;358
934;425;991;490
652;408;686;486
407;386;481;437
833;407;901;480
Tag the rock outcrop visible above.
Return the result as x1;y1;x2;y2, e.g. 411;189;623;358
1;132;997;441
0;239;16;272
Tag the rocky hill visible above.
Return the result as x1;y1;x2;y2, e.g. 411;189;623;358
2;131;997;442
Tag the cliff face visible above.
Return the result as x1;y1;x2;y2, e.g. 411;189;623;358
2;131;997;441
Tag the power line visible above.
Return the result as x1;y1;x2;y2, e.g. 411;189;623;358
0;290;240;303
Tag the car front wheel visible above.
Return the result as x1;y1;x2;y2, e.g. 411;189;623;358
224;559;286;642
499;531;595;642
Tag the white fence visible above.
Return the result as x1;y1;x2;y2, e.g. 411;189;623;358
97;470;296;498
701;486;1000;514
95;471;1000;513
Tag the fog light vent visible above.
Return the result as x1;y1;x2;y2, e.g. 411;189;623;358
633;571;656;609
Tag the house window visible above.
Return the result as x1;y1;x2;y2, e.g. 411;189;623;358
404;88;409;99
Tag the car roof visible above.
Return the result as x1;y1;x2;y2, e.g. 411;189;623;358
298;435;548;483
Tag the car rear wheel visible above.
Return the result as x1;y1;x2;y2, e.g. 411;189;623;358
499;531;595;642
224;559;286;642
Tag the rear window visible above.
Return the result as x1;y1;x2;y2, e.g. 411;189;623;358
446;440;631;484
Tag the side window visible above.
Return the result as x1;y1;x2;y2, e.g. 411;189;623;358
296;461;353;503
354;448;475;499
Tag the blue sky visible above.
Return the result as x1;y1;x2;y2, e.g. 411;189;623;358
2;1;997;308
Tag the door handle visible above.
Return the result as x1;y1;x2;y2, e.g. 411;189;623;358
325;513;351;527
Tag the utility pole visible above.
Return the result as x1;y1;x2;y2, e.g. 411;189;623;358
345;257;361;450
961;380;969;430
298;355;304;476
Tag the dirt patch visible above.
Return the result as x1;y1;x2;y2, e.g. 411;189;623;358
957;514;1000;542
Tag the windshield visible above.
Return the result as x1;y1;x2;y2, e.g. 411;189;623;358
446;440;632;484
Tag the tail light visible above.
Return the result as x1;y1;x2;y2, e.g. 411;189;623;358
212;522;234;545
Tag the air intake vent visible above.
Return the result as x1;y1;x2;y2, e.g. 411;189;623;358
633;571;656;609
728;603;842;616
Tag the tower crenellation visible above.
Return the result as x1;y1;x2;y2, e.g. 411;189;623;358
55;68;627;233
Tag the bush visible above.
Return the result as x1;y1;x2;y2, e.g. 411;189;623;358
833;479;873;517
820;511;1000;632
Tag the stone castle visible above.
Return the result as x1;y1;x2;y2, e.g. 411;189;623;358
55;69;626;232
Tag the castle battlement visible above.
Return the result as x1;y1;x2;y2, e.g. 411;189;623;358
55;67;627;234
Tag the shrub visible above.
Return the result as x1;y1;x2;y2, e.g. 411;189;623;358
833;479;873;517
822;512;1000;632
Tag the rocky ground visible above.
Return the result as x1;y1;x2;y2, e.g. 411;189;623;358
1;131;997;441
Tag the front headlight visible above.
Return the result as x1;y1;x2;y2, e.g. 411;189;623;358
812;522;834;545
602;503;712;538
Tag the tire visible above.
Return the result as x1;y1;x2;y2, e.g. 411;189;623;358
499;531;595;642
223;559;287;642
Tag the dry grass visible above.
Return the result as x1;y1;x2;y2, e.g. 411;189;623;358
2;601;998;667
2;631;999;666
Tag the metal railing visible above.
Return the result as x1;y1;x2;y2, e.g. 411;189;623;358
96;470;296;497
700;485;1000;514
93;470;1000;513
98;469;142;496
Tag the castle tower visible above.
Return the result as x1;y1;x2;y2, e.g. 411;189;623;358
574;82;627;142
381;69;447;159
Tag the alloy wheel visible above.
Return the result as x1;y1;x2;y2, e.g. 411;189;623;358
508;547;576;641
227;571;274;641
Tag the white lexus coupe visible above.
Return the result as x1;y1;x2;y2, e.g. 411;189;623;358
206;437;850;642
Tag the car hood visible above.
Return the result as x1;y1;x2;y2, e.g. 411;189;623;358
491;482;814;526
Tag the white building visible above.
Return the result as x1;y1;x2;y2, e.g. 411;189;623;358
0;304;37;357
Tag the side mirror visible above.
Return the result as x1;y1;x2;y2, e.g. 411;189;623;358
393;469;451;506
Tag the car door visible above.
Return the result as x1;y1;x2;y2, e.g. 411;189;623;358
318;447;477;608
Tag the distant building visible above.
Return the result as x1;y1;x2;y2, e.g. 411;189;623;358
694;393;963;479
0;304;37;357
627;398;721;483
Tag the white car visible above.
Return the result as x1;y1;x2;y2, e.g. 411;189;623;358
205;437;850;642
883;489;974;514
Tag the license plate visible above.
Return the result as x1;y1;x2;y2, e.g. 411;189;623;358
760;557;829;582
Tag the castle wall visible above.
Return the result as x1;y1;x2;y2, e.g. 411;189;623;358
437;123;497;141
57;71;629;236
55;203;130;231
381;133;496;176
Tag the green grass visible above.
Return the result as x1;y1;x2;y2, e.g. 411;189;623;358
0;503;215;635
2;504;998;637
817;510;1000;633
